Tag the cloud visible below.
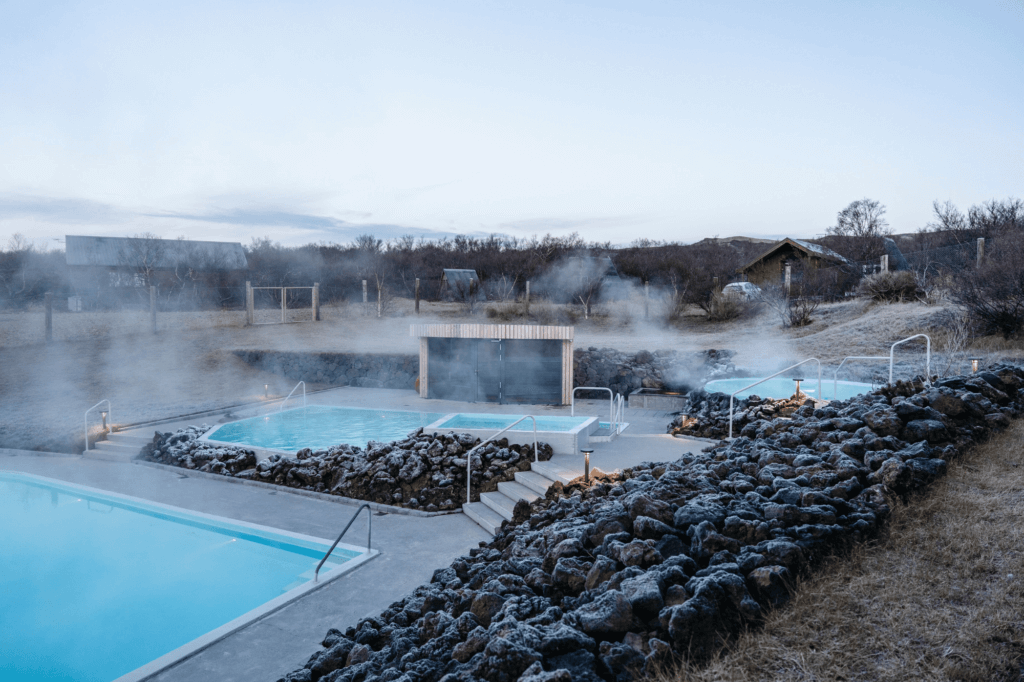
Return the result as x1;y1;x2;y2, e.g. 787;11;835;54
0;194;128;224
498;215;649;235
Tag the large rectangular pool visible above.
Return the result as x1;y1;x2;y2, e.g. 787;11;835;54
0;472;371;682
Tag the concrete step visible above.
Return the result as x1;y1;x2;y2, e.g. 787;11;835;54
463;502;506;535
83;440;139;461
106;431;153;447
530;461;578;485
514;470;555;496
480;491;516;521
497;480;540;504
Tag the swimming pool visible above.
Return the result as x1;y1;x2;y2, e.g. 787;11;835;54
430;413;592;432
204;406;447;452
703;377;874;401
0;472;372;682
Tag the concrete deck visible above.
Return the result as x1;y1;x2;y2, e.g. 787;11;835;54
0;453;491;682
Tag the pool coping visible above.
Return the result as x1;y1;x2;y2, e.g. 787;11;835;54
1;471;379;682
133;459;463;518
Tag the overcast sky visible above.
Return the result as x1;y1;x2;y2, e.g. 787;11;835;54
1;0;1022;248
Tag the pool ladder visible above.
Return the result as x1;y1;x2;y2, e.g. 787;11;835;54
315;503;372;582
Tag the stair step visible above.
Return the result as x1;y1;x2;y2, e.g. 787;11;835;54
480;491;515;520
514;470;554;496
107;432;153;446
530;461;577;485
497;480;540;504
93;441;140;454
463;502;506;535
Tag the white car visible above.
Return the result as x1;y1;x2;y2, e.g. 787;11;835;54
722;282;761;299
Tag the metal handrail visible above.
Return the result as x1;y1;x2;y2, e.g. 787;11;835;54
833;356;888;400
315;503;372;582
83;399;111;452
889;334;931;384
279;381;306;411
463;416;539;505
728;359;821;439
612;394;625;434
572;386;614;424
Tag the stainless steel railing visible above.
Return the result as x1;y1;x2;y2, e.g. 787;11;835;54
315;503;372;582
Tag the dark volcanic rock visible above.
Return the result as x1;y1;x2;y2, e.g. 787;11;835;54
273;364;1023;682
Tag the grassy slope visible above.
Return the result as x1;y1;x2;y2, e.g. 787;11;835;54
658;419;1024;682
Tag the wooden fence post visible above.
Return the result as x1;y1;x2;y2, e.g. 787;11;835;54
312;283;320;321
44;292;52;343
525;280;530;316
362;280;368;316
977;237;985;267
245;281;254;326
415;278;420;314
281;287;287;323
150;285;157;333
880;255;889;273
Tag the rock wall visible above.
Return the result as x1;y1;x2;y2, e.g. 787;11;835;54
277;363;1023;682
573;348;737;397
140;427;553;512
234;351;419;389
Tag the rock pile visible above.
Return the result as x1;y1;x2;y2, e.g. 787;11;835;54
141;427;553;512
573;348;737;397
668;390;813;440
234;351;419;389
277;364;1023;682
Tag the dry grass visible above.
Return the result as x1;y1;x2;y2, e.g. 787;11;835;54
655;420;1024;682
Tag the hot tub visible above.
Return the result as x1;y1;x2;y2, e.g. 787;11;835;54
703;377;874;401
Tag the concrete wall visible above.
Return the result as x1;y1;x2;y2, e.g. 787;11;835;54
233;351;419;389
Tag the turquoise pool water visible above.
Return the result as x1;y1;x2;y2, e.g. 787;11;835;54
704;377;874;401
205;406;447;452
432;413;591;432
0;472;361;682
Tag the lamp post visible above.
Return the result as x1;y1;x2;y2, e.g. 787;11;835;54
581;449;593;483
100;410;108;431
264;384;269;398
969;357;982;374
793;378;804;398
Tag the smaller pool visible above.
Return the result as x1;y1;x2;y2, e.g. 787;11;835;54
704;377;874;401
431;413;592;432
205;406;447;452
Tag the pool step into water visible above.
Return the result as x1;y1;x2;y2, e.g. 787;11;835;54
83;431;152;461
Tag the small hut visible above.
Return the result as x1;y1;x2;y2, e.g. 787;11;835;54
439;269;486;301
737;238;849;285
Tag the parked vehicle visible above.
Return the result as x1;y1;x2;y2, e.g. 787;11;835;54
722;282;761;299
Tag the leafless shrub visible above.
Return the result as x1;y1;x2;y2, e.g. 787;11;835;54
699;291;749;322
858;270;924;303
757;284;818;327
935;309;972;378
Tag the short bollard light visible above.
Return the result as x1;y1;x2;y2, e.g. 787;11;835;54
100;411;108;431
970;357;982;374
264;384;269;398
793;378;804;397
581;449;594;483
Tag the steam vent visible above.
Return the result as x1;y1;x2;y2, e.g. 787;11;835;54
410;324;574;405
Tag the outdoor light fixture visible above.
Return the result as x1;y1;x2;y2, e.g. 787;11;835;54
969;358;982;374
100;411;108;430
264;384;269;398
581;449;593;483
793;378;804;397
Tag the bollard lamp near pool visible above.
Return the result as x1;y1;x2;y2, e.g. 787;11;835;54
581;449;593;483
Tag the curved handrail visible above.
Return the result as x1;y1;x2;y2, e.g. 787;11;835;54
315;503;372;582
280;381;306;411
728;359;821;439
572;386;614;425
889;334;931;384
463;415;539;505
613;393;625;434
84;399;111;452
833;356;888;400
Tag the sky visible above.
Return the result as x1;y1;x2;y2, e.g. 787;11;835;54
0;0;1022;249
